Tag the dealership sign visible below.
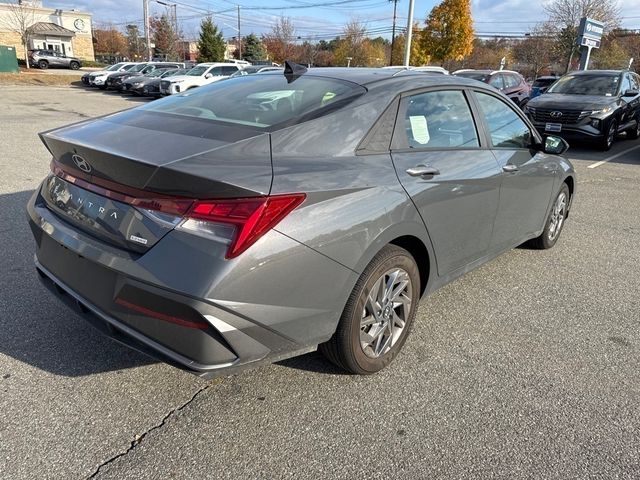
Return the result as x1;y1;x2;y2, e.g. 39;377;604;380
577;17;605;47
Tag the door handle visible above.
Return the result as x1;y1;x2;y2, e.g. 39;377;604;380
406;165;440;177
502;164;519;173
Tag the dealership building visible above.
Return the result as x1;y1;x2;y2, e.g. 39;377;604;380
0;1;94;60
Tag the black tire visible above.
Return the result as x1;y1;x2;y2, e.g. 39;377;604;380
319;245;420;374
600;119;617;151
628;118;640;140
38;60;48;69
69;61;80;70
529;183;570;249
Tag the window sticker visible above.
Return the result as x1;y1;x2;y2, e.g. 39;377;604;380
409;115;430;144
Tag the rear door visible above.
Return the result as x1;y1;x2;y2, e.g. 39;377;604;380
471;89;557;250
390;88;502;276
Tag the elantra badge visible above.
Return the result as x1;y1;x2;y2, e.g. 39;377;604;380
72;154;92;173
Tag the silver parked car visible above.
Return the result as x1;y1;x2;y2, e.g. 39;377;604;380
29;49;82;70
27;66;575;377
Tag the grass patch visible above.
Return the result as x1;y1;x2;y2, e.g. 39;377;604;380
0;72;81;86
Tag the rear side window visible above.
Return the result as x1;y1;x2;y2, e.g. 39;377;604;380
398;90;479;149
222;66;238;75
143;74;366;129
475;92;531;149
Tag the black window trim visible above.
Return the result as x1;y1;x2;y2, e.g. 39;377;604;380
469;88;542;150
389;86;488;153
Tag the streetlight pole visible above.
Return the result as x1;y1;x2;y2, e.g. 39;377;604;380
389;0;399;66
237;5;241;59
143;0;151;60
402;0;414;67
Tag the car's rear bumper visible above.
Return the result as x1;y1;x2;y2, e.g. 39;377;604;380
27;185;356;376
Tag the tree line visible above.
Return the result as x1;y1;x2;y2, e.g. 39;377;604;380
92;0;636;77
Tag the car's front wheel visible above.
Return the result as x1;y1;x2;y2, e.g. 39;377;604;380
529;183;570;249
600;119;617;151
319;245;420;374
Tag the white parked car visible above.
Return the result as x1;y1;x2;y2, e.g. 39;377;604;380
159;63;241;95
88;62;141;87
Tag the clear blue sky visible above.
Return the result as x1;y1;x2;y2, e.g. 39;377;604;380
45;0;640;41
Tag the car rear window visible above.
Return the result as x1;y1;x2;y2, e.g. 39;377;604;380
533;78;556;87
143;74;367;129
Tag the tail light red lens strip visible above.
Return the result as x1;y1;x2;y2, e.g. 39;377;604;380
51;160;306;258
115;298;210;330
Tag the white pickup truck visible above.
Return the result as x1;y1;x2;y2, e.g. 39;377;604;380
160;63;241;95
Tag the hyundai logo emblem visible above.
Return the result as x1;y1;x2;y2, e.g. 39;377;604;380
550;111;563;118
71;154;92;173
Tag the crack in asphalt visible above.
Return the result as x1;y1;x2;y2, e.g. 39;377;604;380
86;382;215;479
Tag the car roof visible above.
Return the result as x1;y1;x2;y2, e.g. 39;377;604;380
259;67;488;88
454;69;521;75
566;69;624;76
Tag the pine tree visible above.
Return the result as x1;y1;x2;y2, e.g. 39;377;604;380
421;0;474;64
242;34;266;62
198;17;226;62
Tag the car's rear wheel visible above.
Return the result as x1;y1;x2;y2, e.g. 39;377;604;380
69;61;80;70
38;60;48;69
529;183;570;249
319;245;420;374
600;119;617;151
628;118;640;140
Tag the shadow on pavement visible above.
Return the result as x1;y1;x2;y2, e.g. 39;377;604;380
0;189;154;377
566;136;640;165
276;350;351;375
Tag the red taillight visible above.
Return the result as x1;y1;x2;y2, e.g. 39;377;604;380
187;194;306;258
51;160;305;259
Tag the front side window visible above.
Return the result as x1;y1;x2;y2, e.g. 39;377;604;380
222;66;238;75
399;90;479;149
187;66;207;76
209;67;223;76
475;92;531;149
621;74;633;94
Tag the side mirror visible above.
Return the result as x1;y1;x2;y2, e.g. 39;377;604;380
204;73;213;79
623;89;639;97
543;135;569;155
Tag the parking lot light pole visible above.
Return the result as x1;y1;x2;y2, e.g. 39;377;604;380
143;0;151;60
403;0;415;67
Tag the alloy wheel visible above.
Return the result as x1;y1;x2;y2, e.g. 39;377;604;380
548;191;567;242
606;121;616;148
360;268;412;358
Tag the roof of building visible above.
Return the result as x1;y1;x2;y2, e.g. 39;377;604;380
27;22;75;37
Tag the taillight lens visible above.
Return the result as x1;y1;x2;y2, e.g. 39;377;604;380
183;194;306;258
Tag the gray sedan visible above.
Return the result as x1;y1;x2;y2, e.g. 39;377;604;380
27;66;575;377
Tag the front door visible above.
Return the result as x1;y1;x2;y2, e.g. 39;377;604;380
391;89;502;276
472;90;557;250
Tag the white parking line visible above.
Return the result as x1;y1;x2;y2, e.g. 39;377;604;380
587;144;640;169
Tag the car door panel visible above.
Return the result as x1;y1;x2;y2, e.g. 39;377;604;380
472;90;557;249
390;89;502;276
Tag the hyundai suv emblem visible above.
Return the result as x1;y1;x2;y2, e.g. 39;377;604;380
72;154;92;173
550;111;563;118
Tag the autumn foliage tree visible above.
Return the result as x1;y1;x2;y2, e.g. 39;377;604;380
421;0;474;65
391;23;431;65
93;26;127;58
150;14;180;60
262;17;296;64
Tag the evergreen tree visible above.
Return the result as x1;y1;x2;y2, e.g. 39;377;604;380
198;17;226;62
242;34;266;62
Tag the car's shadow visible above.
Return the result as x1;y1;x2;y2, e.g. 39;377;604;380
1;190;154;377
564;134;640;165
69;82;155;103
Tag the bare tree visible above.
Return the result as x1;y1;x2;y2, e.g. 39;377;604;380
542;0;621;71
263;16;295;63
0;0;37;69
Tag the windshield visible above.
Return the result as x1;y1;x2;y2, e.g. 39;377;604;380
547;74;620;96
122;64;138;71
163;69;187;77
187;66;208;76
147;69;167;77
143;74;366;129
107;63;124;71
129;64;147;73
455;72;490;82
533;78;557;87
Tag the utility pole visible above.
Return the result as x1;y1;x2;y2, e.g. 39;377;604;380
143;0;151;60
389;0;399;66
237;5;241;60
402;0;414;67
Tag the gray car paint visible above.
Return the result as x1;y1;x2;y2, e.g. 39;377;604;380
27;69;576;377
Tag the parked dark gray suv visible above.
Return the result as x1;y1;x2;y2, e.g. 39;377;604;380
29;49;82;70
27;66;576;378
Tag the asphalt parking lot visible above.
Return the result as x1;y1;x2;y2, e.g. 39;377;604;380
1;84;639;479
